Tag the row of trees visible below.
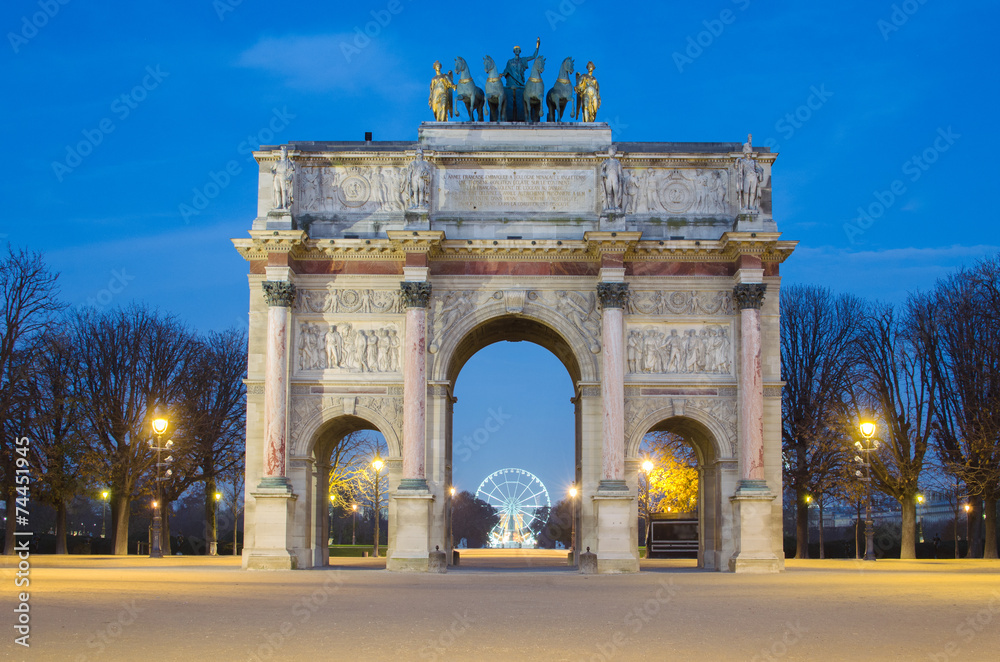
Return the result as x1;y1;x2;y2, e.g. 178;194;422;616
0;246;248;555
782;255;1000;559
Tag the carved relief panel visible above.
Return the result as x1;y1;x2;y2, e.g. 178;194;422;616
623;168;730;216
626;324;733;375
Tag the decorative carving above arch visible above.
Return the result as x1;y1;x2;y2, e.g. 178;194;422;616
289;394;403;459
624;395;737;460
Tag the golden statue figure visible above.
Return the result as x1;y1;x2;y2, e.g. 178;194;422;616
574;61;601;123
428;60;456;122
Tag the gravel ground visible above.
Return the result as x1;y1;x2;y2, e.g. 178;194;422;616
2;552;999;661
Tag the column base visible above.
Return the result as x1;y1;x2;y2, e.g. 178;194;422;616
242;487;297;570
592;494;639;574
257;476;291;491
397;478;429;491
728;489;782;574
386;491;435;572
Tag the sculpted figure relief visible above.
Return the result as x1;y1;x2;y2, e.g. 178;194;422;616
271;145;294;210
736;133;763;213
601;146;625;212
428;60;456;122
298;322;400;373
501;37;540;122
627;326;732;375
574;61;601;122
404;148;434;210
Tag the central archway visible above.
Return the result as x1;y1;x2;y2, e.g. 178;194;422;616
426;308;601;565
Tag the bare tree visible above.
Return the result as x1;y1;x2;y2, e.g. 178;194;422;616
0;246;62;554
852;300;935;559
24;331;85;554
73;305;198;554
920;261;1000;558
169;328;247;555
780;286;862;558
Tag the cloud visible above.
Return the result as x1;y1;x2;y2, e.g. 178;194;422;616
783;244;1000;302
237;33;420;97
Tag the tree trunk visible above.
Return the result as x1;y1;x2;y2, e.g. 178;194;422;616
55;501;68;554
818;495;825;559
900;494;917;559
3;490;16;554
205;478;217;555
795;490;809;559
111;496;130;555
983;496;997;559
234;510;239;555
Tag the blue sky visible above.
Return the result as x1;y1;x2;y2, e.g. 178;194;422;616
3;1;997;491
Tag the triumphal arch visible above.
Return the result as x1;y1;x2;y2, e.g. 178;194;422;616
234;118;794;573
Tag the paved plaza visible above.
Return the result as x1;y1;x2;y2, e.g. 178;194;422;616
3;552;999;661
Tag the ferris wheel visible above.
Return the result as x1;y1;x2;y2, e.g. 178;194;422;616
475;468;551;548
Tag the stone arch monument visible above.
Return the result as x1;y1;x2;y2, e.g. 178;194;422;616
233;124;795;573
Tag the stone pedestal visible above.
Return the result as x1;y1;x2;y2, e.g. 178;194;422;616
387;492;435;572
592;493;639;573
265;209;294;231
728;490;781;574
243;488;297;570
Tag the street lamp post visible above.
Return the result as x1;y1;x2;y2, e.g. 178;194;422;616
964;502;972;557
328;494;336;546
856;421;880;562
210;492;222;555
149;416;173;559
449;486;456;553
100;490;109;540
372;456;384;558
351;504;358;546
641;459;654;553
568;486;578;564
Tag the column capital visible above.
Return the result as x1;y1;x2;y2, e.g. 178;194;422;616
401;281;432;308
733;283;766;310
597;282;629;309
262;280;297;307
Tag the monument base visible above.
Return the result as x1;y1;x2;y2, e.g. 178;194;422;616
243;487;297;570
592;492;639;574
404;208;429;230
265;209;294;231
728;488;782;574
386;491;435;572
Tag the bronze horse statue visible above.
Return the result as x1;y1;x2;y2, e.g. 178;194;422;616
522;55;546;123
454;56;485;121
483;55;506;122
546;57;574;122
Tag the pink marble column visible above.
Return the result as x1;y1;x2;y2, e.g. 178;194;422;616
400;281;431;490
734;283;766;488
598;282;628;491
261;281;296;488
